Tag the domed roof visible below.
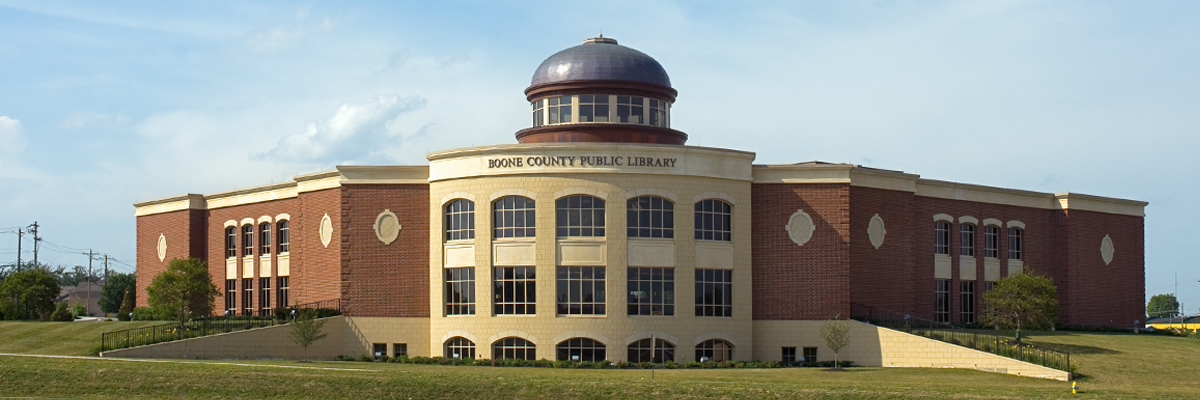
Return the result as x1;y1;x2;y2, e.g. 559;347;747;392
530;37;671;88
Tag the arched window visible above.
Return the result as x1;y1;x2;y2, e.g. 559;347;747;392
1008;227;1023;260
224;226;237;258
934;221;950;255
627;338;674;363
556;195;605;237
695;339;733;362
694;199;732;241
444;337;475;359
627;196;674;238
960;223;975;257
259;222;271;255
557;338;606;362
276;220;290;253
984;225;1000;258
445;199;475;241
493;337;536;360
493;196;536;238
241;224;254;257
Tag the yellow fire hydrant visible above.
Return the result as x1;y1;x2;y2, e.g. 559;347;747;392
1072;381;1079;394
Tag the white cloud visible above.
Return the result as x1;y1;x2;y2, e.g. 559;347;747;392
0;116;27;155
260;94;426;164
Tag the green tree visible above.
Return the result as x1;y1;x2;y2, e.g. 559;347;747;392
118;287;135;321
820;315;852;369
100;273;136;314
288;308;329;361
0;267;61;320
982;269;1060;342
49;301;73;321
146;258;219;326
1147;293;1180;319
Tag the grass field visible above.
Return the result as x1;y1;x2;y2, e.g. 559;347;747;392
1;323;1198;399
0;320;165;355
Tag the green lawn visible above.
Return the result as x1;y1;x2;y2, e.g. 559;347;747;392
0;326;1196;399
0;320;165;356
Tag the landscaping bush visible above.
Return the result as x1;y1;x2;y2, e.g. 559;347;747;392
49;301;73;321
70;303;87;318
664;360;679;369
684;361;701;368
360;354;372;362
637;361;652;369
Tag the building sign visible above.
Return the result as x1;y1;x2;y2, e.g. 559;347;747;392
487;155;678;169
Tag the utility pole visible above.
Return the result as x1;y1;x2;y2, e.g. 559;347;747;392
15;228;22;271
88;250;94;317
104;254;109;282
29;221;39;267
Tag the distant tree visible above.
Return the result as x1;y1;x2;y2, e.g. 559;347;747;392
289;308;329;361
820;315;852;369
146;258;219;327
100;273;136;314
0;267;61;320
118;287;135;321
1147;294;1180;319
49;301;73;321
982;269;1060;342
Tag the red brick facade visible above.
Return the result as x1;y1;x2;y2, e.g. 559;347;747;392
340;184;430;317
134;209;206;307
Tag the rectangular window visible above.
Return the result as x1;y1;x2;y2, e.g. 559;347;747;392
547;96;571;124
277;221;290;253
695;269;733;317
617;96;644;124
984;225;1000;258
531;99;544;127
493;266;536;315
556;266;606;315
393;343;408;358
373;343;387;360
225;280;237;315
627;267;674;316
960;280;975;323
781;347;797;363
1008;228;1023;260
934;221;950;255
259;222;271;255
242;225;254;257
985;281;995;292
648;99;666;127
935;279;950;323
802;347;818;363
243;278;254;316
960;224;975;257
277;277;290;308
260;277;271;316
225;227;237;258
577;94;609;122
627;196;674;238
445;267;476;315
556;195;605;237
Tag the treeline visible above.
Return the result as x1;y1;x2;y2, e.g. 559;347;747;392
0;262;136;321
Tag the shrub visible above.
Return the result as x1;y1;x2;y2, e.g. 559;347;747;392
70;303;87;318
553;360;570;368
637;361;652;369
664;360;679;369
360;354;373;362
377;355;390;363
614;361;631;369
534;359;552;368
684;361;701;368
335;355;354;361
49;301;73;321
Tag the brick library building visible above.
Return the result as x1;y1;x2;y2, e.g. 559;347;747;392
134;37;1146;364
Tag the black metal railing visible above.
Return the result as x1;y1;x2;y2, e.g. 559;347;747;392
850;303;1072;373
101;299;345;352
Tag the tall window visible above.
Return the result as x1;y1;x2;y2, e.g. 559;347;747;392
242;224;253;257
277;220;290;253
628;338;674;363
802;347;818;363
445;267;475;315
960;223;976;257
985;281;995;292
556;266;606;315
259;278;272;316
493;196;536;238
493;337;536;360
547;96;572;124
627;267;674;316
960;281;975;323
617;96;644;123
781;347;797;363
225;227;237;258
259;222;271;255
445;199;476;241
225;280;236;314
242;278;254;316
531;99;545;127
694;199;732;241
493;266;536;315
277;277;289;309
445;337;475;359
934;221;951;255
556;195;605;237
1008;228;1023;260
695;339;733;362
695;269;732;317
648;98;667;127
577;95;609;122
627;196;674;238
935;279;950;323
556;338;605;362
984;225;1000;258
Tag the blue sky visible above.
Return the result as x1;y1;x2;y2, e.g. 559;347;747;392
1;1;1197;312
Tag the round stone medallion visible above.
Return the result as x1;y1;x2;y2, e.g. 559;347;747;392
319;213;333;248
374;209;402;245
785;209;816;247
1100;235;1115;265
156;234;167;262
868;214;886;249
